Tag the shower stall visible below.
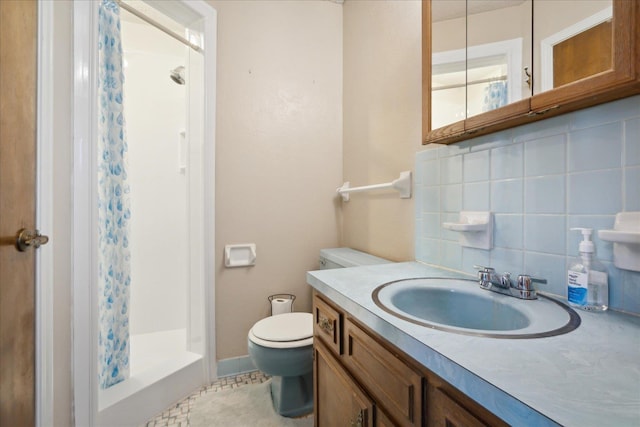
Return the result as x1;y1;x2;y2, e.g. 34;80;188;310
72;1;216;426
120;4;193;382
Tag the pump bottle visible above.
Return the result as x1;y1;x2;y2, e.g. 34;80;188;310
567;228;608;311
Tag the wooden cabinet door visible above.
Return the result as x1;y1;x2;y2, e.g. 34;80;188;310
314;340;374;427
427;385;488;427
343;318;423;427
0;1;38;425
376;407;397;427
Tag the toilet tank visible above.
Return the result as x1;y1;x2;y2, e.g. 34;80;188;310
319;248;392;270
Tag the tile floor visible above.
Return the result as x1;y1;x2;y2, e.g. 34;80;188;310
142;371;271;427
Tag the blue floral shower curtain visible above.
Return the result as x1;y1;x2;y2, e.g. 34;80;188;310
482;81;508;112
97;0;132;389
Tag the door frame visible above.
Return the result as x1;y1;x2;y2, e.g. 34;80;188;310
36;1;54;425
540;6;613;92
68;1;217;425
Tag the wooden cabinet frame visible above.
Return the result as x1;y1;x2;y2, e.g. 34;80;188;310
423;0;640;145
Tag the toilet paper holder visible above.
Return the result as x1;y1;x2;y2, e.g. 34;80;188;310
268;294;296;315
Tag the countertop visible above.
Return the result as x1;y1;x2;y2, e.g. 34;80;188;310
306;262;640;427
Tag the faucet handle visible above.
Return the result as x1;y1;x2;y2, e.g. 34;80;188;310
500;272;512;288
473;265;495;273
474;265;496;288
516;275;547;291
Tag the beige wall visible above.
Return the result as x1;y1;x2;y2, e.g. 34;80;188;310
48;1;418;411
342;0;421;262
207;0;343;360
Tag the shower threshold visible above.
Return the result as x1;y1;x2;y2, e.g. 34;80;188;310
97;329;205;426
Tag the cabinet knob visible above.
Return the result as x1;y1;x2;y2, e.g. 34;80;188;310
318;316;334;334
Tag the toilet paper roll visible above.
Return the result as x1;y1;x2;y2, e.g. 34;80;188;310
271;298;293;315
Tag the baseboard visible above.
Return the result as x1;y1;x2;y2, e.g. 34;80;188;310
216;356;256;378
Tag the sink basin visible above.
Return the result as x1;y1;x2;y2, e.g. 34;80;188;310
372;278;580;338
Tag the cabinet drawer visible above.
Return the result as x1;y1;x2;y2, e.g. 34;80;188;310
343;318;423;427
313;293;342;355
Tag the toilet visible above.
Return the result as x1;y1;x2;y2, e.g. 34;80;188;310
247;248;391;417
248;312;314;417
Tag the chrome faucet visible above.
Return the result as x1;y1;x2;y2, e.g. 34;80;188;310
473;265;546;300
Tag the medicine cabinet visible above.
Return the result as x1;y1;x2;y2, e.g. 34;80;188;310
423;0;640;145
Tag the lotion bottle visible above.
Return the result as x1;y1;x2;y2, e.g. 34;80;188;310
567;228;609;311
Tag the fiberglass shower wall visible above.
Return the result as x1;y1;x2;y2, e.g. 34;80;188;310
120;12;190;373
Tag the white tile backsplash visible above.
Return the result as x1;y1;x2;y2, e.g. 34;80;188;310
440;156;463;184
568;123;622;172
491;143;523;180
494;214;523;249
570;96;640;130
625;118;640;166
524;134;566;177
491;179;523;213
625;166;640;211
463;150;490;182
421;159;440;186
567;169;622;214
524;175;566;214
525;215;566;255
416;95;640;314
441;184;462;212
463;182;490;211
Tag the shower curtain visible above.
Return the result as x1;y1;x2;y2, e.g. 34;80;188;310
97;0;132;389
482;81;508;112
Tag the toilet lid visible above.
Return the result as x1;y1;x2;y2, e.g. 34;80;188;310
251;312;313;342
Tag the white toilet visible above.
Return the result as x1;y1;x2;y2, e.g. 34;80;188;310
247;248;391;417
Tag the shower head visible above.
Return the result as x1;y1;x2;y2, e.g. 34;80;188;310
170;66;185;85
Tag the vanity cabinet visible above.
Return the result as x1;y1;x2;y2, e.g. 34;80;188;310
313;291;507;427
423;0;640;145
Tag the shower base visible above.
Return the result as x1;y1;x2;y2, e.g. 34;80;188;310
97;328;204;427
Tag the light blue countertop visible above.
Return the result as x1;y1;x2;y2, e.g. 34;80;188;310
306;262;640;427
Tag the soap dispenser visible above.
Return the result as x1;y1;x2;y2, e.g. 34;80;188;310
567;228;609;311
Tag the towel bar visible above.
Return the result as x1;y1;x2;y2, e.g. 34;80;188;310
336;171;411;202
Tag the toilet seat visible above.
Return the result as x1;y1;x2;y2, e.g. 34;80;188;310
249;312;313;349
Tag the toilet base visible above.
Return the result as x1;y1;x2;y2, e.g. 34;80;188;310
270;372;313;418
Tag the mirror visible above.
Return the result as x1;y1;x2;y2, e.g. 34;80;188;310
431;0;466;130
466;0;532;119
425;0;639;145
533;0;613;94
430;0;532;129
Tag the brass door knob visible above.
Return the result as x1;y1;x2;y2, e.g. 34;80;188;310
16;228;49;252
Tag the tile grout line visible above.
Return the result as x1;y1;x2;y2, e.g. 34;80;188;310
142;371;271;427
